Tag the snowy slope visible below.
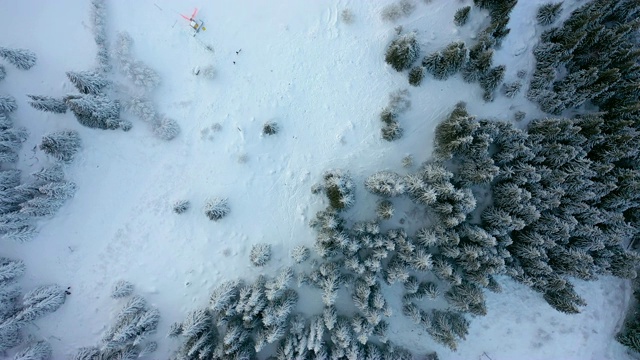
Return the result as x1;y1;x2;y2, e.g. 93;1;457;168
0;0;635;359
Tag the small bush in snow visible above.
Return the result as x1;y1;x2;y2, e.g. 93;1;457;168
118;119;132;132
501;81;522;98
0;65;5;81
376;199;395;220
0;47;37;70
262;121;279;135
173;200;190;214
381;0;416;22
385;33;419;72
153;116;180;141
27;95;67;114
402;154;414;168
454;6;471;26
201;65;216;80
340;9;354;24
514;110;526;122
39;130;82;163
250;243;272;266
204;197;230;221
537;2;562;26
290;245;310;263
408;66;425;86
111;280;134;298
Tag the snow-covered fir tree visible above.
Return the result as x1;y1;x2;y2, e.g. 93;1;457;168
13;340;52;360
536;2;563;26
66;71;109;94
422;42;467;80
454;6;471;26
203;197;230;221
0;95;17;113
0;66;5;82
111;280;134;299
153;116;180;141
408;65;425;86
65;94;121;130
39;130;82;163
250;243;272;266
0;47;37;70
384;32;419;72
27;95;67;114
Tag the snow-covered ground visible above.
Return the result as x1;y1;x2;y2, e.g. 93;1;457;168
0;0;635;359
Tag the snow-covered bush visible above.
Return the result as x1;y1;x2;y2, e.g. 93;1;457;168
340;9;354;24
0;47;36;70
173;200;190;214
262;121;279;135
111;280;134;298
66;71;109;94
204;197;230;221
250;243;272;266
376;199;395;220
153;116;180;141
536;2;562;26
514;110;526;122
501;81;521;98
385;33;419;72
39;130;82;163
381;0;415;22
290;245;310;263
454;6;471;26
27;95;67;114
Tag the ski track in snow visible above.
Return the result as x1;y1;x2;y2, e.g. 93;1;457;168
0;0;636;359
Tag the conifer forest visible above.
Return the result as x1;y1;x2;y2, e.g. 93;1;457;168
1;0;640;359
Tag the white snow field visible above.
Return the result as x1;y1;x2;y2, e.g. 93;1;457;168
0;0;635;359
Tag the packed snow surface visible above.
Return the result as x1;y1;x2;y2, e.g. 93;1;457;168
0;0;634;359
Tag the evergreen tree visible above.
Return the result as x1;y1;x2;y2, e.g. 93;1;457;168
320;169;355;211
0;48;37;70
111;280;134;299
39;130;82;163
173;200;190;214
422;42;467;80
365;171;406;197
203;197;230;221
66;71;109;94
290;245;310;263
65;94;121;130
13;340;52;360
153;116;180;141
408;65;425;86
27;95;67;114
0;65;5;81
250;243;272;266
0;95;17;113
384;33;420;72
454;6;471;26
537;2;563;26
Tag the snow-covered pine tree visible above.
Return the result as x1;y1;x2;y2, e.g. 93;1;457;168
364;171;406;197
536;2;563;26
376;199;394;220
0;66;5;82
13;340;52;360
203;197;230;221
90;0;110;72
11;285;66;324
27;95;67;114
320;169;355;211
66;71;109;95
384;33;419;72
454;6;471;26
65;94;121;130
422;42;467;80
0;95;17;113
173;200;190;214
408;65;425;86
290;245;310;263
111;280;134;299
479;65;505;101
250;243;272;266
39;130;82;163
0;48;36;70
